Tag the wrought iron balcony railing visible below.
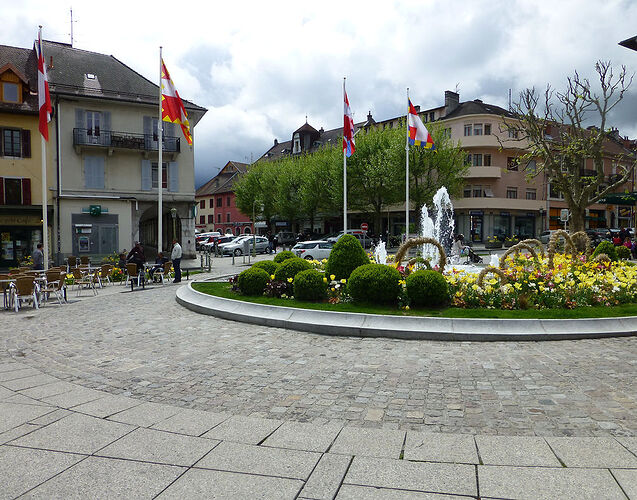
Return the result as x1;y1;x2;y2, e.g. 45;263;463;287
73;128;180;153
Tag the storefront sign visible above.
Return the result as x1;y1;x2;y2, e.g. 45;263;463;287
0;215;41;226
469;211;483;216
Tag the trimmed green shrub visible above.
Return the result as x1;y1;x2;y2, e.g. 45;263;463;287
325;234;370;280
237;267;270;296
616;245;631;260
347;264;401;304
274;257;312;281
273;250;296;264
406;269;450;307
252;260;278;276
592;240;618;261
294;269;328;301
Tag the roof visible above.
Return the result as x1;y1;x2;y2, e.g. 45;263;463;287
0;44;38;114
443;99;515;120
293;122;319;135
196;161;249;196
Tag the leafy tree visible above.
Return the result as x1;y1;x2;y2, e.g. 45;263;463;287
274;160;304;232
234;162;279;232
504;61;636;231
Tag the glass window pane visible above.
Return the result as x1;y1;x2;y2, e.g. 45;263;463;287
3;83;19;102
4;178;21;204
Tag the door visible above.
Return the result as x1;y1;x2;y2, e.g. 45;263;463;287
86;111;101;144
98;225;118;255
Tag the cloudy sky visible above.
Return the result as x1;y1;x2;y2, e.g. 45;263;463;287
3;0;637;187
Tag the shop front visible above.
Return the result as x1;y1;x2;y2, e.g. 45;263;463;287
0;208;52;269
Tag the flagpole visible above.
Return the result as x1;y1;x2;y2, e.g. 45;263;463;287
343;77;347;233
158;46;163;255
39;26;48;271
405;88;410;242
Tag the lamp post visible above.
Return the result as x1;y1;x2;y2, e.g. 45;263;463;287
170;208;177;247
252;200;257;257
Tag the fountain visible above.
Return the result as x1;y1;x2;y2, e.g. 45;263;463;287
373;240;388;265
420;187;455;264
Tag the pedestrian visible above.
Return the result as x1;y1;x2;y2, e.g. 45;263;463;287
267;232;274;254
148;252;169;282
171;238;182;283
32;243;44;270
126;242;146;275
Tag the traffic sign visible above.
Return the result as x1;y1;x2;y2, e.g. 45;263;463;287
360;222;368;231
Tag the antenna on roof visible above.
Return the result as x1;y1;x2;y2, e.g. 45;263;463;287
454;83;460;93
305;115;308;124
508;88;512;111
69;7;78;47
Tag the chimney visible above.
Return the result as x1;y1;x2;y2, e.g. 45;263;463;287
367;111;373;121
444;90;460;115
274;138;278;146
414;105;421;113
319;127;324;134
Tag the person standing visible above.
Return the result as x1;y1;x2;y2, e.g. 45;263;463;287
32;243;44;270
171;239;182;283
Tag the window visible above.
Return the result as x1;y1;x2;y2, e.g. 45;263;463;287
388;122;393;128
199;215;205;224
2;129;21;157
507;157;518;171
526;189;537;200
472;186;483;198
210;198;214;207
84;157;105;189
226;213;231;222
484;154;492;166
526;160;537;174
293;133;301;153
473;154;483;167
464;124;472;136
506;187;518;199
484;124;491;135
2;177;30;205
473;124;483;136
227;196;231;207
151;162;167;189
86;111;101;137
465;154;472;165
208;214;213;223
216;197;222;207
463;186;471;198
429;112;435;122
151;118;167;141
217;214;221;223
443;128;451;138
549;184;564;199
2;82;19;103
508;129;519;139
200;200;205;209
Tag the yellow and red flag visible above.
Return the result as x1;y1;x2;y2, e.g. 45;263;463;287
161;59;192;145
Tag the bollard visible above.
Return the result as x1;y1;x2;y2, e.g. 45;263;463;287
200;253;204;270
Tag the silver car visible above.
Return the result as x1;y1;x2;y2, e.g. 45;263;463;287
292;240;333;260
222;236;270;256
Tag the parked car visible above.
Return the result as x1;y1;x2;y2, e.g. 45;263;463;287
327;230;373;249
195;232;221;250
202;235;235;252
539;230;558;244
292;240;333;260
222;235;270;256
275;232;296;246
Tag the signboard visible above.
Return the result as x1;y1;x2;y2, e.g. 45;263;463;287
360;222;368;231
89;205;102;216
560;209;570;222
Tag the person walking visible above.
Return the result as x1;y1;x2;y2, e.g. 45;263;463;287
32;243;44;270
171;239;182;283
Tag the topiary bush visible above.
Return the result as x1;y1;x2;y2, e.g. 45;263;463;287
325;234;370;280
347;264;401;304
293;269;328;301
406;269;450;307
237;267;270;296
252;260;278;276
592;240;618;262
616;245;631;260
273;250;296;264
274;257;312;282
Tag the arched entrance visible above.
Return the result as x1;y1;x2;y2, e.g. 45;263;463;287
139;207;182;259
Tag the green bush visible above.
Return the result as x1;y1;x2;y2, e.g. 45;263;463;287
274;257;312;281
252;260;278;276
273;250;296;264
325;234;370;280
406;270;450;307
592;240;618;261
237;267;270;296
347;264;401;304
293;269;327;301
616;245;631;260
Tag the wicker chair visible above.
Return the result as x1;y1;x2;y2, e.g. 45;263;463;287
67;256;77;269
0;273;12;309
80;256;90;266
13;277;39;311
125;263;142;287
99;264;112;287
72;268;97;297
42;270;66;305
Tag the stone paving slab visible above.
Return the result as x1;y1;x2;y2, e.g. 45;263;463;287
71;394;142;418
1;393;53;406
200;415;282;444
196;440;322;480
611;468;637;499
335;485;474;499
404;432;478;464
300;452;352;500
478;465;626;500
28;408;72;426
330;427;406;459
262;421;343;452
150;408;229;436
0;385;12;399
41;386;106;408
0;402;56;434
22;455;185;499
0;423;42;445
0;361;29;373
344;456;477;497
17;380;76;399
12;412;135;454
0;367;41;382
546;436;637;468
107;401;181;427
475;435;562;467
2;373;58;391
618;436;637;455
157;468;304;499
97;427;219;467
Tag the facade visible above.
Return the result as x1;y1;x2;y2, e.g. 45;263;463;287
44;41;206;262
0;45;54;268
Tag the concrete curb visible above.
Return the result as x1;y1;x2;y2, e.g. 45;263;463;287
176;282;637;341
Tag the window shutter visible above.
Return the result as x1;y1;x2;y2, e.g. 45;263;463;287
102;112;111;145
22;177;31;205
168;162;178;192
84;157;94;188
141;159;151;190
0;177;4;205
165;121;175;137
143;116;151;148
75;109;85;130
21;129;31;158
94;157;105;189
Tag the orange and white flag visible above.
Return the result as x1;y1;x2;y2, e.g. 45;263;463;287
161;60;192;145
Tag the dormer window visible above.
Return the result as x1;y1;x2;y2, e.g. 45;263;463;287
86;73;96;79
2;82;19;102
293;133;301;154
0;68;23;104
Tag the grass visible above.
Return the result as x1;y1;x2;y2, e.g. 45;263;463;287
191;282;637;319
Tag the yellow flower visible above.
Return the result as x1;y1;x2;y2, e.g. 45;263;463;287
323;277;328;283
340;279;346;284
287;277;293;283
330;274;335;281
331;287;335;292
270;275;275;280
404;305;410;311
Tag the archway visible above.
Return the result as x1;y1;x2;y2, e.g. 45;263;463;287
139;206;182;259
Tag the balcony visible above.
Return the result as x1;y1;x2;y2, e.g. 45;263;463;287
73;128;180;153
464;166;502;179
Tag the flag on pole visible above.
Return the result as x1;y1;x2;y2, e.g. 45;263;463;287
408;99;434;150
161;59;192;145
343;82;355;157
36;29;52;141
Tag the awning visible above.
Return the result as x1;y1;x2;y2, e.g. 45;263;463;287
598;192;637;205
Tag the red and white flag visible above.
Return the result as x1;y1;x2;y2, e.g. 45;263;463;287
343;81;355;157
36;28;52;141
161;60;192;145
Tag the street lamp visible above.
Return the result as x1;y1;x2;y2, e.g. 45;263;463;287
252;200;258;257
170;208;177;248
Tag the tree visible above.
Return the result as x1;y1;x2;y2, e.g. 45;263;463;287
234;162;280;232
505;61;636;231
274;160;304;232
298;146;340;232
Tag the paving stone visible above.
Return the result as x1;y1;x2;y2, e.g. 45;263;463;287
41;387;106;408
262;421;342;452
404;431;478;464
0;445;84;500
72;394;142;418
21;455;185;499
12;412;135;454
344;456;477;497
200;415;281;444
0;423;41;445
157;468;303;499
300;453;351;500
0;402;56;434
97;427;219;466
617;436;637;455
336;485;471;499
475;435;561;466
546;436;637;468
2;373;58;391
196;440;321;480
0;386;12;399
151;408;228;436
107;401;181;427
611;469;637;499
0;367;41;382
18;381;76;399
28;408;72;426
330;427;405;459
478;465;626;500
1;393;53;406
0;361;29;373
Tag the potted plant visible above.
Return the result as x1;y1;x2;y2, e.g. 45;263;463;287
504;236;519;248
485;236;503;249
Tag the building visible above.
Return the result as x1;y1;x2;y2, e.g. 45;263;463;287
0;44;54;269
43;41;206;262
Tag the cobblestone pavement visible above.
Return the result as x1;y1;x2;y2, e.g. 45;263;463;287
2;270;637;437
